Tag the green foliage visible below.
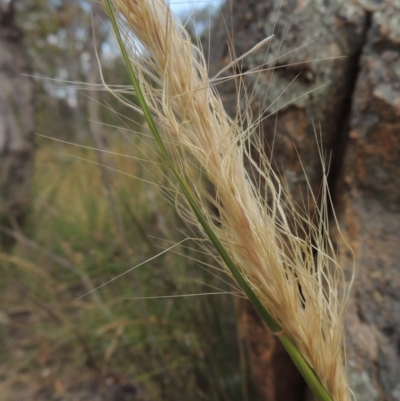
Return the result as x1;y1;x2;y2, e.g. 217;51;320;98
1;137;254;400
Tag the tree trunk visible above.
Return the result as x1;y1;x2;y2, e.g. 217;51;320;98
0;0;35;247
334;2;400;400
205;0;399;400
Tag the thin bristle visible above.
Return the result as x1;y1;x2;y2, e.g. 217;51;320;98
107;1;352;400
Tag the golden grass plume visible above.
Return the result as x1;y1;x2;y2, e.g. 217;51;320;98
105;1;353;400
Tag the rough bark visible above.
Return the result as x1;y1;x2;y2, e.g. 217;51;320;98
0;0;35;246
335;2;400;400
205;0;399;400
237;297;306;401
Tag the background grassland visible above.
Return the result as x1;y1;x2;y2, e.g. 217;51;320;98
0;133;256;401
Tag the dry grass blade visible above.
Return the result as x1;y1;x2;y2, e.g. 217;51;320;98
102;1;354;400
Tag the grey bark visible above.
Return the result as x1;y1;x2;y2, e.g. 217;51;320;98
0;0;35;245
205;0;400;400
335;2;400;400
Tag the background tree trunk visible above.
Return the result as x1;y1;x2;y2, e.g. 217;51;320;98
334;2;400;400
0;0;35;247
205;0;400;400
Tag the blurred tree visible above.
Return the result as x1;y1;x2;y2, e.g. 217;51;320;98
14;0;135;140
16;0;93;138
0;0;35;248
205;0;400;400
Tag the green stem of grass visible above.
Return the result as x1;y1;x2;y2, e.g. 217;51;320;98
103;1;335;400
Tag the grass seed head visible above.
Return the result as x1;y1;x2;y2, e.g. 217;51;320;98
107;1;353;400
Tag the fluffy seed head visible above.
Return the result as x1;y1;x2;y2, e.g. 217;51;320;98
108;1;353;400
